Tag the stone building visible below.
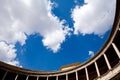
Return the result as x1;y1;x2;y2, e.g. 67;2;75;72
0;0;120;80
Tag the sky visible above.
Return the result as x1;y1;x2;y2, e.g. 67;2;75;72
0;0;116;71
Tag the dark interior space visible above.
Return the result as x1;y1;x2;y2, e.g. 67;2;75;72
87;63;98;80
68;72;76;80
113;31;120;51
28;76;37;80
48;76;56;80
105;45;120;68
17;74;27;80
0;69;6;80
96;55;109;75
77;69;87;80
58;75;66;80
39;77;47;80
4;72;17;80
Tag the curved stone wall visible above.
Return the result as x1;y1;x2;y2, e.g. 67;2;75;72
0;0;120;80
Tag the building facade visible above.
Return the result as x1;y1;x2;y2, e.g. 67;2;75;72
0;0;120;80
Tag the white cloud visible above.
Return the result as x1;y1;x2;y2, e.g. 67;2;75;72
42;27;72;52
71;0;116;36
74;0;78;4
0;0;72;52
1;0;115;66
0;41;21;66
0;0;72;66
88;50;94;57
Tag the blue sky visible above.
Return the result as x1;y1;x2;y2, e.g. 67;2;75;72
0;0;115;71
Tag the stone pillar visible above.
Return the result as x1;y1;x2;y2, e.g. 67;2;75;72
76;71;78;80
56;76;58;80
26;75;29;80
2;71;8;80
37;76;39;80
112;43;120;59
47;76;48;80
94;62;100;77
85;67;89;80
15;75;18;80
103;54;111;70
66;74;68;80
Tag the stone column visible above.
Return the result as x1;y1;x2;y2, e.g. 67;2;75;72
112;43;120;59
66;74;68;80
85;67;89;80
56;76;58;80
103;54;111;70
2;71;8;80
37;76;39;80
26;75;29;80
94;62;100;77
76;71;78;80
47;76;48;80
15;74;18;80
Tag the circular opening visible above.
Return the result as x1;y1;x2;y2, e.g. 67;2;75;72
0;0;116;71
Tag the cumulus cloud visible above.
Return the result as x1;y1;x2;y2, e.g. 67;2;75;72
88;50;94;57
0;0;72;50
42;27;73;52
0;41;21;66
1;0;115;66
71;0;116;36
0;0;72;65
